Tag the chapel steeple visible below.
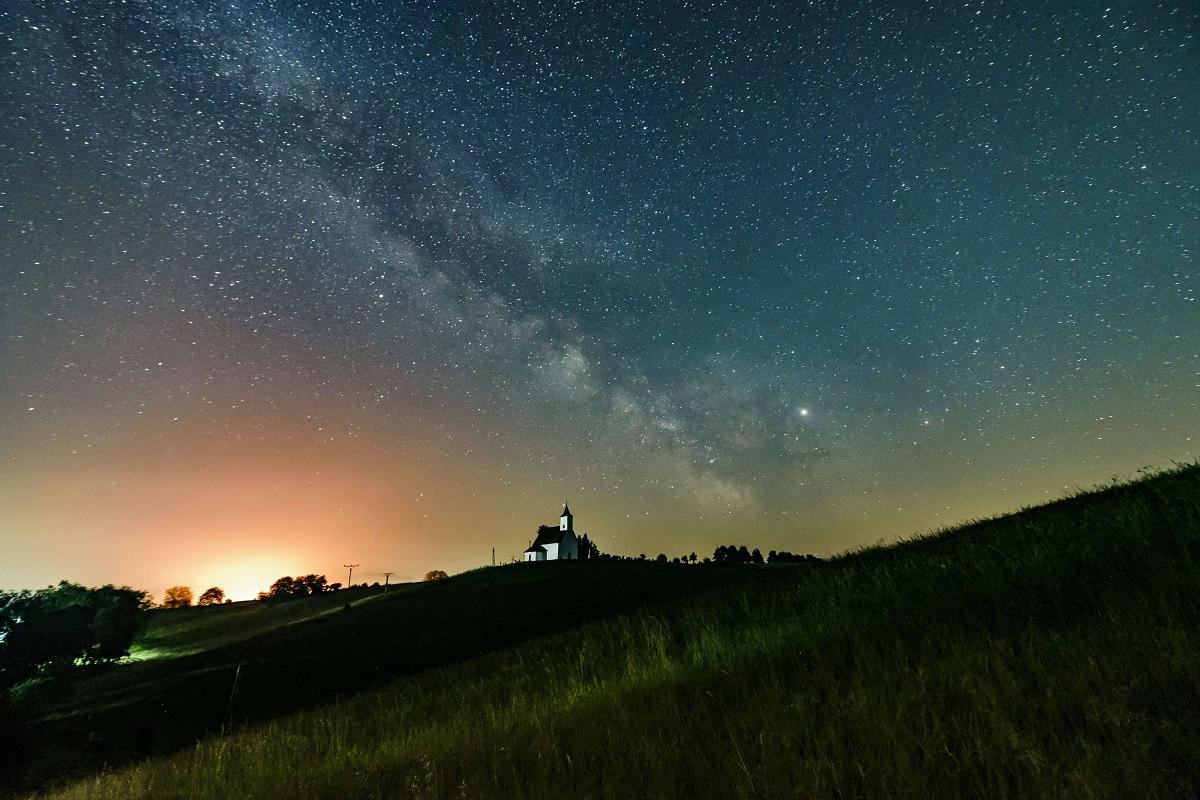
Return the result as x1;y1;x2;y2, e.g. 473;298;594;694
560;502;573;532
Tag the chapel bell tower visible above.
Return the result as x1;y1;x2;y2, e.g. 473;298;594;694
560;502;573;532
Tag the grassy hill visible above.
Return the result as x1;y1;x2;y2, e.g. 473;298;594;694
3;558;759;795
14;464;1200;799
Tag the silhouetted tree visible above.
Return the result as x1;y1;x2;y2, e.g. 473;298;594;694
578;533;600;559
295;574;329;595
262;576;297;600
0;583;149;691
713;545;742;564
196;587;225;606
89;586;150;661
0;601;91;690
423;570;449;582
752;548;764;564
689;552;697;564
161;586;193;608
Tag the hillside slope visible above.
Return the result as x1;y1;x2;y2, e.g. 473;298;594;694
129;582;392;659
5;561;758;795
26;464;1200;799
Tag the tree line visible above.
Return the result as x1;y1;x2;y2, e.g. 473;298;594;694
589;544;821;566
712;545;821;565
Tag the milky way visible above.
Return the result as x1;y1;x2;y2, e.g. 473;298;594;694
1;1;1197;594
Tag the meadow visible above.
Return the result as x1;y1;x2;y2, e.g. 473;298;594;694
17;464;1200;799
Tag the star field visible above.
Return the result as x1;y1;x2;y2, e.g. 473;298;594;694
1;0;1196;594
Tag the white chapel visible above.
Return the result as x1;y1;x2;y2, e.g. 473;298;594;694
523;503;581;561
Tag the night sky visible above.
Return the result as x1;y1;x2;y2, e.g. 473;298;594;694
2;1;1197;598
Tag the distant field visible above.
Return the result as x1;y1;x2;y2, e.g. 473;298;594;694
14;464;1200;799
129;584;393;659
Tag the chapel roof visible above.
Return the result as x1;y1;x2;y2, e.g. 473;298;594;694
531;525;568;547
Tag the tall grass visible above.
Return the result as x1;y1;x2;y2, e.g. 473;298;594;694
38;465;1200;799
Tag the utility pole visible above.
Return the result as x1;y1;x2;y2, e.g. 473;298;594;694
383;571;393;591
344;563;359;587
492;547;495;567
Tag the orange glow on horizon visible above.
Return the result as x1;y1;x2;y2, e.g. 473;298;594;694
191;551;312;601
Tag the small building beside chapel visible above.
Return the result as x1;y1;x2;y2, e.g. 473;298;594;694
523;503;580;561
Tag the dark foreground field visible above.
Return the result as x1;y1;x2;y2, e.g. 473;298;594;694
2;561;756;796
11;464;1200;799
